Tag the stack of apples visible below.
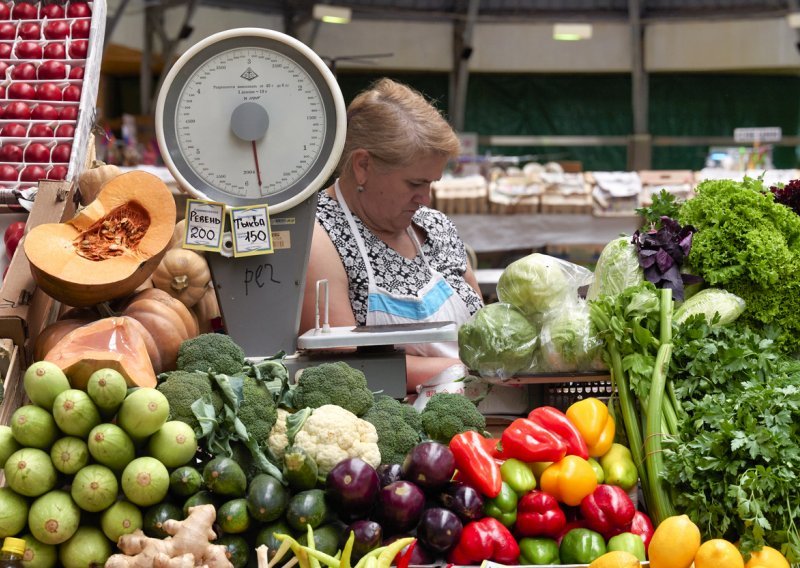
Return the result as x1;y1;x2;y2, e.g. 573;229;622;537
0;1;93;188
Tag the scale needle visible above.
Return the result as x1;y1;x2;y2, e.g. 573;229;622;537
251;140;263;187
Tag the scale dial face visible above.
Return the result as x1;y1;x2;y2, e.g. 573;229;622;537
156;29;346;213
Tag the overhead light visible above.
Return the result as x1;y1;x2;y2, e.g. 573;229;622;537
787;12;800;29
553;23;593;41
313;4;352;24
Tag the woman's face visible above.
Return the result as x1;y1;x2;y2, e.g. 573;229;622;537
363;153;449;233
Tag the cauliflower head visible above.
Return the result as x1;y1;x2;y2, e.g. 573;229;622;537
293;404;380;475
268;408;290;462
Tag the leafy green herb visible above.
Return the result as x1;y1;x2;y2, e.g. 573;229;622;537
636;189;684;228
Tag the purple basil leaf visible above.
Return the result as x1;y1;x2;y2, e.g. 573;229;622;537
660;264;685;300
681;272;703;286
656;248;675;273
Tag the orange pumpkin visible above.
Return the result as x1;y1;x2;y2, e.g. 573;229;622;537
24;171;176;307
150;249;211;308
193;286;222;334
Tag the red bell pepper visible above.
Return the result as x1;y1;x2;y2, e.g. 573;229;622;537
501;418;567;463
528;406;589;460
516;490;567;539
447;517;519;565
629;510;655;549
450;431;502;498
579;484;636;540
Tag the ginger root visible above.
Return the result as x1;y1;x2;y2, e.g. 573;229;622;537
105;504;233;568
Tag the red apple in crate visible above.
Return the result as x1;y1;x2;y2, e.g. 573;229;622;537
43;41;65;59
11;62;36;80
11;1;37;20
51;142;70;162
0;61;8;77
0;86;4;99
36;82;62;101
31;103;57;120
7;82;35;100
0;164;18;181
0;3;9;19
66;2;91;17
29;123;54;137
1;123;26;137
40;3;65;19
20;164;45;181
71;18;89;39
5;101;31;119
43;19;68;40
68;39;87;59
18;21;40;40
54;123;73;137
4;220;26;260
0;22;15;39
68;66;83;79
16;41;42;59
58;105;76;120
25;142;50;163
47;164;67;179
62;84;80;101
1;144;23;161
38;60;66;79
0;42;12;58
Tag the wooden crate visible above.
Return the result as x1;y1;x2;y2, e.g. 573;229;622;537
540;193;593;214
431;176;489;214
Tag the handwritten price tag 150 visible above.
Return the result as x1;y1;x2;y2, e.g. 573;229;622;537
184;199;226;252
229;204;274;257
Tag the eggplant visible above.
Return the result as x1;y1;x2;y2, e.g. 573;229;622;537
384;535;436;566
376;480;426;534
376;463;403;488
417;507;463;554
401;442;455;492
439;482;485;523
346;519;383;561
326;457;380;520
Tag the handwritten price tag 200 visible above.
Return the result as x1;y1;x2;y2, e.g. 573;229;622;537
183;199;225;252
229;204;274;257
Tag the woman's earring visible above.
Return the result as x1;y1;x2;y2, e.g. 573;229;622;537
356;185;365;193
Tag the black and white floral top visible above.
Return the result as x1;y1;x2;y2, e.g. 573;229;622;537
316;192;483;325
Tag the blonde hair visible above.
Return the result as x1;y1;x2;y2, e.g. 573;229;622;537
338;78;461;174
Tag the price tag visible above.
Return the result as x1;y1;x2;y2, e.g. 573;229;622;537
229;204;274;257
183;199;225;252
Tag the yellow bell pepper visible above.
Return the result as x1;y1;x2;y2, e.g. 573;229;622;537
566;398;615;457
539;455;598;506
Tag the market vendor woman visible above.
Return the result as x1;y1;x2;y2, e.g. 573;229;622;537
299;78;483;393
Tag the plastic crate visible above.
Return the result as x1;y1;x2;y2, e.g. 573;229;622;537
540;380;614;412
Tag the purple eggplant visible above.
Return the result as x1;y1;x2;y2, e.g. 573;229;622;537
326;458;380;520
376;480;426;534
401;442;455;492
384;535;436;566
439;482;485;523
346;519;383;561
376;463;403;488
417;507;463;554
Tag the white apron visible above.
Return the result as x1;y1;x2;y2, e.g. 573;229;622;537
335;180;472;358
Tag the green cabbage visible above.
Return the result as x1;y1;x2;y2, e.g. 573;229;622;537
587;236;644;300
674;288;745;326
540;300;604;372
458;303;539;378
496;254;572;317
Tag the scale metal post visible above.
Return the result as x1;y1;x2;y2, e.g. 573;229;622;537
155;29;456;396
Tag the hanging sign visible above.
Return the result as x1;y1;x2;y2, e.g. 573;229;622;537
183;199;225;252
229;204;274;257
733;127;782;144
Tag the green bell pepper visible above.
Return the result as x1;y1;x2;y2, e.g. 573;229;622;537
483;481;518;528
500;458;537;496
587;457;605;484
559;528;607;564
519;537;560;565
599;443;638;491
607;532;647;561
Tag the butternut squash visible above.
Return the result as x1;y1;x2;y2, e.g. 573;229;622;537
24;171;176;307
44;316;157;389
151;249;211;308
192;285;222;334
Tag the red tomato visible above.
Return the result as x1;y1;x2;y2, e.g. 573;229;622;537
4;220;25;259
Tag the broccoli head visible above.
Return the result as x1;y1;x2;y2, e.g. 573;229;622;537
176;333;246;375
363;395;422;465
292;361;374;416
420;392;486;443
238;375;278;447
157;370;224;431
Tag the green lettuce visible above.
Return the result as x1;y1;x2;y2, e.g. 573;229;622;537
586;236;644;300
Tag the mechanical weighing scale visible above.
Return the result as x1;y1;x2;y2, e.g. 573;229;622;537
154;29;457;397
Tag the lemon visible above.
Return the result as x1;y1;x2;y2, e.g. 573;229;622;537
744;546;790;568
648;515;701;568
589;550;641;568
695;539;744;568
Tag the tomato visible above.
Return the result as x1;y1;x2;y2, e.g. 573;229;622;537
4;221;25;260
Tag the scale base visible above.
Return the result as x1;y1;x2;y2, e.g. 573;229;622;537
286;347;408;399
